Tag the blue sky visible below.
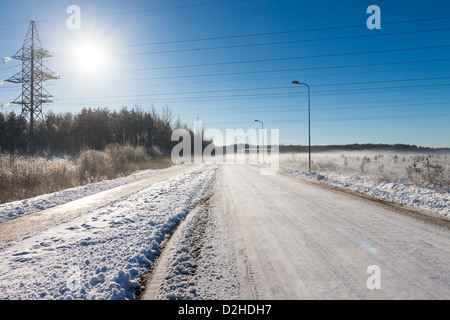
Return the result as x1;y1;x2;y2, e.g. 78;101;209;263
0;0;449;147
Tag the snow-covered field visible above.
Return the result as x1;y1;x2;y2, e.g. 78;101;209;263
279;151;450;217
0;164;216;300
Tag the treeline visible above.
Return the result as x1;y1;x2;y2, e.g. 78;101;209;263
0;106;191;155
279;143;450;153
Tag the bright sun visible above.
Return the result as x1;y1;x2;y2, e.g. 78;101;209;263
75;43;108;73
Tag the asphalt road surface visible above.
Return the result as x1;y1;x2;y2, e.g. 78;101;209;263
143;164;450;300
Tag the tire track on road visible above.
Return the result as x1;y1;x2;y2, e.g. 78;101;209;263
138;194;213;300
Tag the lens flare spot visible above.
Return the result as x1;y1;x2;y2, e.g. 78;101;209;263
361;241;379;257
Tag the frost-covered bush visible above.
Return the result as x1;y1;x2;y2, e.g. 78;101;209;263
279;151;449;191
0;144;154;204
105;143;150;174
77;148;114;183
406;157;447;189
0;153;77;204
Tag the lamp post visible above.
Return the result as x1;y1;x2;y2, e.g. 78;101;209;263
292;81;311;172
254;119;264;164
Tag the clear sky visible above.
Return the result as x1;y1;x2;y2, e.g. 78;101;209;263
1;0;449;147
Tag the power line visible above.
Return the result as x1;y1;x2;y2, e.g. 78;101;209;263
113;15;450;47
150;83;450;102
0;64;21;72
279;112;450;123
115;28;450;56
150;83;450;103
0;59;450;92
6;12;450;54
6;13;445;53
48;83;450;106
45;49;450;87
171;101;450;116
37;96;450;112
163;96;450;113
0;21;29;27
38;58;450;87
107;44;450;71
53;76;450;102
91;0;257;17
2;59;449;97
29;0;257;24
6;61;445;92
202;113;450;126
53;27;450;57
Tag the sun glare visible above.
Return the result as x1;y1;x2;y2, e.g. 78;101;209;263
74;43;108;73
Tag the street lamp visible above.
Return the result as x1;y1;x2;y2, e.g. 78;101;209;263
292;81;311;172
254;119;264;163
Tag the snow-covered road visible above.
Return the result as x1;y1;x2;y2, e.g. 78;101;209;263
142;164;450;299
1;163;449;300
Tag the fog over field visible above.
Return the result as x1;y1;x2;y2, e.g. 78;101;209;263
280;150;450;184
278;150;449;216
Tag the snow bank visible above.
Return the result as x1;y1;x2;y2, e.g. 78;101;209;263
282;167;449;217
0;164;217;300
148;194;241;300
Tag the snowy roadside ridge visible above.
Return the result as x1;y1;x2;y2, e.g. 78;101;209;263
143;191;241;300
0;166;178;224
0;164;217;300
282;167;449;217
144;195;213;300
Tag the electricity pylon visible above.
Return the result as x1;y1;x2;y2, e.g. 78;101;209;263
4;21;59;154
